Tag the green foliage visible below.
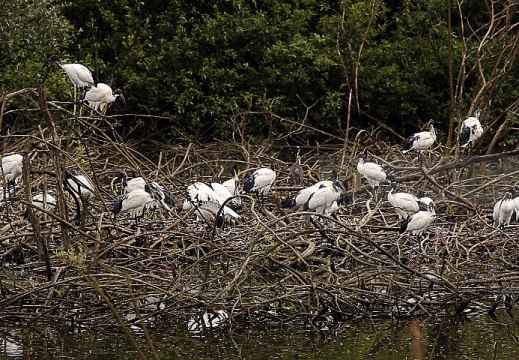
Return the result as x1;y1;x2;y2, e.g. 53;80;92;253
2;0;519;147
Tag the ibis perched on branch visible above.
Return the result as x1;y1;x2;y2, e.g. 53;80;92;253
399;201;437;237
82;83;126;113
387;182;421;220
113;189;153;225
352;152;394;197
183;182;240;228
402;120;436;162
243;160;276;205
45;55;97;112
303;180;348;215
281;170;338;210
1;153;23;192
493;188;516;228
459;109;483;151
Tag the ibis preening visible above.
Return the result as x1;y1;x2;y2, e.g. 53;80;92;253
493;188;516;228
184;182;240;228
281;170;338;210
303;180;348;215
459;109;483;151
243;160;276;205
400;201;437;237
402;120;436;161
113;189;153;225
24;192;56;220
211;182;240;211
82;83;126;113
387;182;421;220
1;153;23;192
353;153;394;196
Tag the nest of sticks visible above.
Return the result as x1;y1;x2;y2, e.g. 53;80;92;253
0;89;519;341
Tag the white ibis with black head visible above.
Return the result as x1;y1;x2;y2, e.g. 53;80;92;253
1;153;23;192
243;160;276;205
459;109;483;151
44;55;97;111
184;182;240;228
82;83;126;113
113;188;153;225
493;188;516;228
281;170;338;210
402;120;436;162
399;201;437;237
387;182;420;220
112;171;174;212
303;180;348;214
352;152;394;196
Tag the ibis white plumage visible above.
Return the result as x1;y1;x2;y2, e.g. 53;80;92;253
402;120;436;160
243;160;276;204
1;153;23;190
459;109;483;149
184;182;240;227
493;188;516;228
399;202;437;236
387;182;420;220
303;180;348;214
281;170;338;210
24;192;56;219
113;171;174;212
353;152;394;189
65;170;96;200
514;194;519;222
113;189;153;224
82;83;126;113
45;55;96;89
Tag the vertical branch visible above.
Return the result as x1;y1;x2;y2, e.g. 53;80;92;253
38;84;71;249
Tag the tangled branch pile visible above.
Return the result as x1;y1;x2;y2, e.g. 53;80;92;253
1;89;519;350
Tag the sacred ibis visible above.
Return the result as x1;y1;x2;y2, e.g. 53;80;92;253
281;170;338;210
387;182;420;220
1;153;23;192
211;182;240;211
352;152;394;195
243;160;276;205
221;163;241;195
24;192;56;220
402;120;436;161
459;109;483;151
82;83;126;113
184;182;240;228
113;188;153;225
493;188;516;228
399;201;437;237
45;55;97;111
303;180;348;214
65;170;96;200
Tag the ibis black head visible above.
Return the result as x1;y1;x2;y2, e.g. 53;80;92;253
44;55;62;67
504;187;516;199
331;169;338;181
474;109;482;119
114;89;126;109
333;180;347;194
270;159;276;171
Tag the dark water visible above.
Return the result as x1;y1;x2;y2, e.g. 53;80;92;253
1;310;518;359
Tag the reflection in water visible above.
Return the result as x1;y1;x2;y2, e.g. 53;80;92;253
409;318;423;360
0;310;519;358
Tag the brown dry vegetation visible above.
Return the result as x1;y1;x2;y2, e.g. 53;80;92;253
1;87;519;357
